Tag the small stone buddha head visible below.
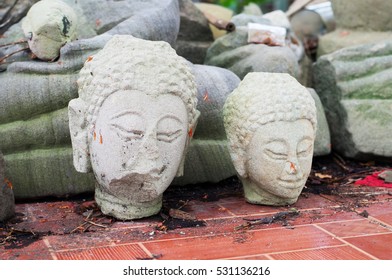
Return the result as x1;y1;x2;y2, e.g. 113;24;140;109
223;73;317;205
68;35;199;219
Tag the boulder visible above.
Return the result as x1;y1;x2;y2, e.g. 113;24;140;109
331;0;392;31
175;0;214;64
318;0;392;57
173;64;241;185
307;88;331;156
313;41;392;159
205;26;300;80
0;0;181;199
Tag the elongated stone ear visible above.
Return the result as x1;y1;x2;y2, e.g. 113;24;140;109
230;150;247;178
68;98;91;173
176;110;200;177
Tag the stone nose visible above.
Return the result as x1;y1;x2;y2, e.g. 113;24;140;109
124;131;163;174
284;157;303;179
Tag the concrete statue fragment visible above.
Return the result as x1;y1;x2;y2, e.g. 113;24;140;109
69;35;199;219
224;73;317;205
21;0;78;61
0;151;15;222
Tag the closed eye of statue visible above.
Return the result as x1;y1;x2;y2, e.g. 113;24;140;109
157;129;182;143
297;138;313;158
263;141;288;160
111;123;145;140
156;115;185;143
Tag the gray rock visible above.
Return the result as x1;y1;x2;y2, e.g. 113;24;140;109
331;0;392;31
0;0;181;199
379;170;392;183
173;64;241;185
317;30;392;57
308;88;331;156
313;41;392;159
175;0;214;64
318;0;392;57
230;14;270;27
242;3;263;16
205;27;300;80
0;151;15;222
4;148;95;199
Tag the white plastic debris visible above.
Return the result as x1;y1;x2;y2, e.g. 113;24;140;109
247;22;287;46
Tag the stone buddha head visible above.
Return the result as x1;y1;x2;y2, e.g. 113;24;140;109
68;35;199;219
223;73;317;205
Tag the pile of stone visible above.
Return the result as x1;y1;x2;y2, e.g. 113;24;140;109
0;0;389;216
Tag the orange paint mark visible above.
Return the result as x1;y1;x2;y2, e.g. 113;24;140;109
86;56;93;62
290;162;296;173
99;132;103;144
203;90;209;101
93;131;97;141
4;178;13;189
340;30;350;37
188;127;193;138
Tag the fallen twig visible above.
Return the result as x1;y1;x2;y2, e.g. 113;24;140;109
0;39;28;48
202;11;236;32
332;153;350;172
0;46;29;63
235;209;300;231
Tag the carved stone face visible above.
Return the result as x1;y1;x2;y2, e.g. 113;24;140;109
90;90;188;203
244;119;314;204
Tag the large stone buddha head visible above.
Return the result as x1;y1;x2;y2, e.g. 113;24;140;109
224;73;317;205
68;35;199;219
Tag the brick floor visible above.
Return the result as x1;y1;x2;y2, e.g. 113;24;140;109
1;183;392;260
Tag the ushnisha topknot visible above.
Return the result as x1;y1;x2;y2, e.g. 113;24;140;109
77;35;199;132
223;72;317;177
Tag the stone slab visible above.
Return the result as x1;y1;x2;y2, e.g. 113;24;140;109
313;41;392;159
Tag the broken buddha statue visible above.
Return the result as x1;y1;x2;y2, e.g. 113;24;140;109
68;35;200;219
223;72;317;205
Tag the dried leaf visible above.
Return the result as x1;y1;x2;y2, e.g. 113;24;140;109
315;173;332;179
169;208;196;221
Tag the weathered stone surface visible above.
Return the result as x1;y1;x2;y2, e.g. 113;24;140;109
0;108;70;153
313;41;392;159
69;35;200;219
173;64;240;185
0;0;180;67
21;0;79;61
318;30;392;57
190;64;241;140
0;0;181;199
205;27;300;80
0;151;15;221
308;88;331;156
242;3;263;16
331;0;392;31
4;148;94;199
223;73;317;205
318;0;392;57
172;139;236;186
175;0;214;64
